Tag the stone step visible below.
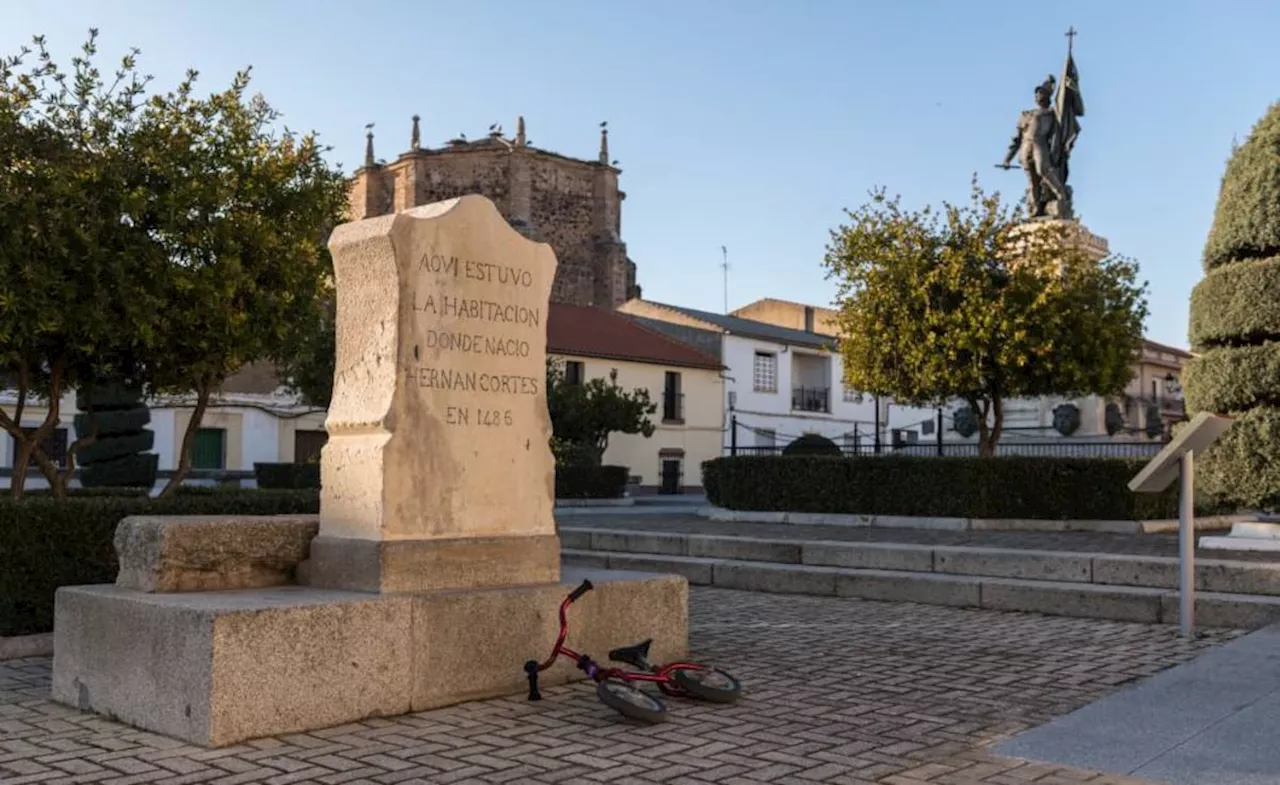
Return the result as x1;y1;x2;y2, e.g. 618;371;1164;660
561;549;1280;629
558;526;1280;597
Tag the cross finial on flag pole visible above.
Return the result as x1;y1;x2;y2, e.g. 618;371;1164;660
1065;26;1077;54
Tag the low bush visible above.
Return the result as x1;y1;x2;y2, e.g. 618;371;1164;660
0;489;319;637
782;433;842;456
556;465;629;499
701;455;1213;521
254;462;322;489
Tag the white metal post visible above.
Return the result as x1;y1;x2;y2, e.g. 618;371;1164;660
1179;449;1195;638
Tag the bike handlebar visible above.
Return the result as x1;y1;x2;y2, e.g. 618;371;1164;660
567;579;593;603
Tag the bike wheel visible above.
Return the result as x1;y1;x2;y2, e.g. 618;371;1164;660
672;666;743;704
595;678;667;723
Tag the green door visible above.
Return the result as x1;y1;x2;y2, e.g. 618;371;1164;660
191;428;226;470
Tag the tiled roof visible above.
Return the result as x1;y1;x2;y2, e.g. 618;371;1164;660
639;301;838;350
547;303;722;370
1142;339;1193;359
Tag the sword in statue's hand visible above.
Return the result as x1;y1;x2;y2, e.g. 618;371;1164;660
995;163;1023;170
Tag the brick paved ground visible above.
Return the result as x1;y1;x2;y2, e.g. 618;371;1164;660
0;588;1242;784
559;514;1280;562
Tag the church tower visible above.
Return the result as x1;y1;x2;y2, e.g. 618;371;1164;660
347;117;641;309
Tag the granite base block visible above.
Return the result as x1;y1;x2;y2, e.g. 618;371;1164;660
52;566;687;747
306;533;562;592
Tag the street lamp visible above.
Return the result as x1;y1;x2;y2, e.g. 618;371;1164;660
1164;373;1180;398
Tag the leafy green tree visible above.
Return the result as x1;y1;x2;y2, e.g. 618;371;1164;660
1182;101;1280;510
546;358;656;465
0;31;166;497
822;179;1149;456
277;296;336;408
134;68;348;496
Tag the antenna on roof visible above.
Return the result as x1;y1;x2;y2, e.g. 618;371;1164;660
720;245;730;314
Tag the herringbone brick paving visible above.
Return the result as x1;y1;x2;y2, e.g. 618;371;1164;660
0;588;1241;784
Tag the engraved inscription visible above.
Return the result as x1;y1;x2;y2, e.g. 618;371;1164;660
403;367;539;395
422;330;531;357
411;293;541;327
406;247;544;429
419;254;535;289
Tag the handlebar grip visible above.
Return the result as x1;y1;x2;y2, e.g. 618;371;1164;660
523;660;542;701
567;579;594;603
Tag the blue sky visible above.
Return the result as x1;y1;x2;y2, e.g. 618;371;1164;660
5;0;1279;349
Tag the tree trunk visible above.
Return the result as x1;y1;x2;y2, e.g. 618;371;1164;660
1;362;32;499
987;397;1005;456
969;397;995;458
56;406;100;497
9;440;34;499
27;363;68;496
159;379;213;499
0;360;64;498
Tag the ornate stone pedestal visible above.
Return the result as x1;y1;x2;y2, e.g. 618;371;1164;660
1009;218;1110;264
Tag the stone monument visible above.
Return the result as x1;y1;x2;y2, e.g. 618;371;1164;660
50;195;688;747
307;195;561;592
997;27;1110;264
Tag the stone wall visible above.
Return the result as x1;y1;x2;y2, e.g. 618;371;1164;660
348;129;638;310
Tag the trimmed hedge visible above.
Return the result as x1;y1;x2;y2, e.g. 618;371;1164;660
0;489;319;637
1188;256;1280;349
1182;342;1280;413
254;462;321;489
1187;101;1280;511
1192;407;1280;510
782;433;842;456
702;455;1193;521
555;465;629;499
1202;101;1280;270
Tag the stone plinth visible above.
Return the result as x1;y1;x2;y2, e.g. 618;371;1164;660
52;568;687;747
1201;520;1280;552
314;195;560;593
114;515;318;593
1009;218;1110;265
50;196;690;746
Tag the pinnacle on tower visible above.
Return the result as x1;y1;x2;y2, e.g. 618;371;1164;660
411;115;421;151
364;123;376;167
598;120;609;164
516;115;526;146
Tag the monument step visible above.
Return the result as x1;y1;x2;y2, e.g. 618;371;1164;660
558;526;1280;597
561;550;1280;629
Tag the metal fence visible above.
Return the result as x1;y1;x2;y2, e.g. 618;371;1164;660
727;439;1166;459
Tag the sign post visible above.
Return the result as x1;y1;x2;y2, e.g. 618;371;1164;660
1128;411;1233;638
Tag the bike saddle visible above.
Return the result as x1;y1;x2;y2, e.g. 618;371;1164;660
608;639;654;670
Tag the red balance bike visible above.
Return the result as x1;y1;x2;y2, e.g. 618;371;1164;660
523;579;742;723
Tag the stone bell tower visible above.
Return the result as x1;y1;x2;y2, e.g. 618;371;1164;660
347;117;641;309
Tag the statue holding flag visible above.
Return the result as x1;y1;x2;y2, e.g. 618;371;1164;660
998;27;1086;220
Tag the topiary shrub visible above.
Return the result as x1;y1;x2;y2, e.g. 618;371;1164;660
1105;401;1125;436
75;384;158;490
953;405;979;438
254;462;321;489
1144;403;1164;439
782;433;842;456
555;465;629;499
1184;101;1280;510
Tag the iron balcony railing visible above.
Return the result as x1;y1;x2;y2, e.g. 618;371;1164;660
791;386;831;413
662;391;685;422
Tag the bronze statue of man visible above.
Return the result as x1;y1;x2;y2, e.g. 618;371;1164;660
1001;76;1070;218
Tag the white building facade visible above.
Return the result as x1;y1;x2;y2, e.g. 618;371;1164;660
0;369;325;492
616;299;936;454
